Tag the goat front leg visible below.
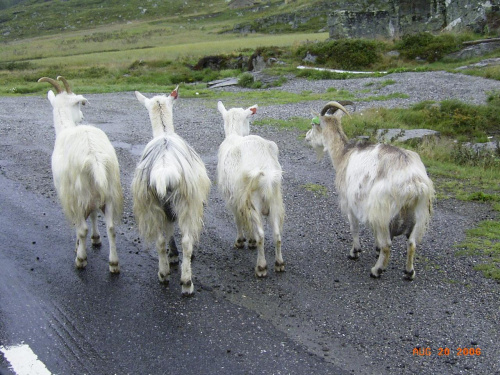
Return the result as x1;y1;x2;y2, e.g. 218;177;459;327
75;219;88;269
89;210;101;247
347;212;361;259
180;234;194;296
103;203;119;274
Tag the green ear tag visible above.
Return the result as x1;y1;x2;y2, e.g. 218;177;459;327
311;116;320;125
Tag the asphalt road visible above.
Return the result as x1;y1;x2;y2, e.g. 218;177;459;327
1;73;499;374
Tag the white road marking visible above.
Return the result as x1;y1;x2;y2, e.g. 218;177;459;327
0;344;52;375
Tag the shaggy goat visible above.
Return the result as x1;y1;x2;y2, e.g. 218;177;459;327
217;101;285;277
306;101;434;280
132;87;210;295
39;76;123;273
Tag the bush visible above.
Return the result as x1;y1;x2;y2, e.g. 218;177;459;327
294;39;384;70
451;142;500;169
238;72;255;88
396;32;464;62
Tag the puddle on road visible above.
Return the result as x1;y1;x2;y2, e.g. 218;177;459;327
112;141;145;157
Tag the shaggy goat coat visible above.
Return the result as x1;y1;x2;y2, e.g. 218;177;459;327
132;89;210;295
306;101;434;279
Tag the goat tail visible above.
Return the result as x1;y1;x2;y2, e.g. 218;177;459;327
236;168;282;236
150;166;181;201
411;178;435;243
86;153;123;221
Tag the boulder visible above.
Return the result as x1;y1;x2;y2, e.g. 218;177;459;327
376;129;440;143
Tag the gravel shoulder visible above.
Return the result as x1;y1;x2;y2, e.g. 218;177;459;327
1;70;499;374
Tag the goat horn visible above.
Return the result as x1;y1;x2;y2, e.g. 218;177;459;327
38;77;63;94
320;101;352;117
338;100;356;112
57;76;72;94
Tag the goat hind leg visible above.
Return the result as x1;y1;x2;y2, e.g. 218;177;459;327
370;229;391;278
404;239;417;281
348;212;362;259
180;234;194;296
156;234;170;284
103;203;120;273
232;207;247;249
157;225;174;284
254;230;267;278
168;236;179;265
75;219;88;269
90;210;101;247
270;207;284;272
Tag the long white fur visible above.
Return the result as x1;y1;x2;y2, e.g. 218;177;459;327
132;88;210;296
217;101;285;277
40;76;123;273
306;101;434;280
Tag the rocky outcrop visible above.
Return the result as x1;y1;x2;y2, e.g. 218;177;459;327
328;0;500;39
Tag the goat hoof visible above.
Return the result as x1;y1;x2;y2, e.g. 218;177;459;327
255;265;268;278
234;238;246;249
91;236;102;247
403;269;416;281
75;257;87;269
248;239;257;250
181;280;194;296
109;261;120;274
274;261;285;272
158;271;170;284
169;255;179;266
370;268;383;278
348;253;360;260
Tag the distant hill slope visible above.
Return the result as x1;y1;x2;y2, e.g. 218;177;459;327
0;0;329;41
0;0;26;11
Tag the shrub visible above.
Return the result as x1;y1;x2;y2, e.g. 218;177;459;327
396;32;464;62
294;39;384;70
238;72;255;88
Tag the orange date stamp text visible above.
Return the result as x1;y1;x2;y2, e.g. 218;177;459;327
413;347;482;356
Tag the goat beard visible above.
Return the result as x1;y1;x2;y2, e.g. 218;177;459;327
314;146;326;160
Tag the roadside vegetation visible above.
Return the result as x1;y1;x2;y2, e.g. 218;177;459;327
1;1;499;280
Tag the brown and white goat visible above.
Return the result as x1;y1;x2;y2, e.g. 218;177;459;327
306;101;435;280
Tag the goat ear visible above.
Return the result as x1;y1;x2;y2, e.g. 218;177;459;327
217;101;226;115
135;91;147;105
170;85;179;99
47;90;56;104
248;104;258;115
70;95;87;107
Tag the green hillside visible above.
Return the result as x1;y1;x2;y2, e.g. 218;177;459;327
0;0;328;41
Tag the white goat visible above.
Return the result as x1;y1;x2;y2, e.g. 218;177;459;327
306;101;434;280
217;101;285;277
132;87;210;296
39;76;123;273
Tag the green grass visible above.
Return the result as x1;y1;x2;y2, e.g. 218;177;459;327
254;117;311;132
301;183;328;197
456;221;500;280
